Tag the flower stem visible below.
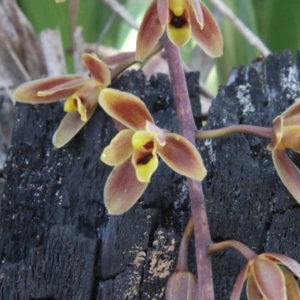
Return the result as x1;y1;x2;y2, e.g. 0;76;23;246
162;34;215;300
196;125;273;140
208;240;257;261
176;216;194;271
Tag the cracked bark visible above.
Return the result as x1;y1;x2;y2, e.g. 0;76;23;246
1;51;300;299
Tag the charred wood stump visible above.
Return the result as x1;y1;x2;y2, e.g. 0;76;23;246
1;50;300;299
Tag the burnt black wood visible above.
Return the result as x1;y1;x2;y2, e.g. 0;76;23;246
1;51;300;300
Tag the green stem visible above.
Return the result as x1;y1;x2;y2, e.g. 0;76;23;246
208;240;257;261
196;125;273;140
162;34;214;300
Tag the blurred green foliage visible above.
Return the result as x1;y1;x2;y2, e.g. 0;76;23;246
17;0;300;85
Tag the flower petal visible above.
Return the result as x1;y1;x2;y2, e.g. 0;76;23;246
252;257;286;300
136;0;164;61
52;105;97;148
280;115;300;152
189;0;204;28
165;271;198;300
267;115;283;151
190;1;223;57
262;253;300;279
104;51;136;67
158;133;207;180
272;148;300;204
246;275;262;300
157;0;168;26
104;158;148;215
101;129;134;166
132;150;159;183
13;75;87;104
99;88;154;130
230;264;249;300
281;101;300;119
82;53;111;87
281;267;300;300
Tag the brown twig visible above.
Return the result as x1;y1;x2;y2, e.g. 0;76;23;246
102;0;139;30
209;0;271;57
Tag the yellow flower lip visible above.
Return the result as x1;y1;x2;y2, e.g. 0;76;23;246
135;0;223;61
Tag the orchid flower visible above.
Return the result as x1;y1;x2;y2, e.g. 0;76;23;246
136;0;223;61
231;253;300;300
267;101;300;205
13;53;111;148
99;88;207;215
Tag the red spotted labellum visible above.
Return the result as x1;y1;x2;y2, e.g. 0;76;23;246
13;53;111;148
99;88;207;215
136;0;223;61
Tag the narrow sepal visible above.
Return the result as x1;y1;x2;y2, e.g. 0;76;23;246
252;258;286;300
157;0;168;26
263;253;300;279
267;116;283;151
282;101;300;119
82;53;111;87
190;1;223;57
246;276;262;300
230;265;249;300
136;0;164;61
99;89;154;130
101;130;134;166
281;267;300;300
12;75;87;103
189;0;204;28
158;133;207;180
104;51;136;67
165;271;198;300
104;158;148;215
272;149;300;204
52;105;97;148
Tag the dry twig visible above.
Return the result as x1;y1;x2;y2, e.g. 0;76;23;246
209;0;271;57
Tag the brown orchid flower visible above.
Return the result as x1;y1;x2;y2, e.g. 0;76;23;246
13;53;111;148
231;253;300;300
99;88;207;215
267;101;300;205
136;0;223;61
208;240;300;300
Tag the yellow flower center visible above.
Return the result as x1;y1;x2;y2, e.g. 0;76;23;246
131;131;158;182
167;0;190;47
64;96;88;122
169;0;186;16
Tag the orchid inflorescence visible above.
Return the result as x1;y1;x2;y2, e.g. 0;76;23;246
13;0;300;299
